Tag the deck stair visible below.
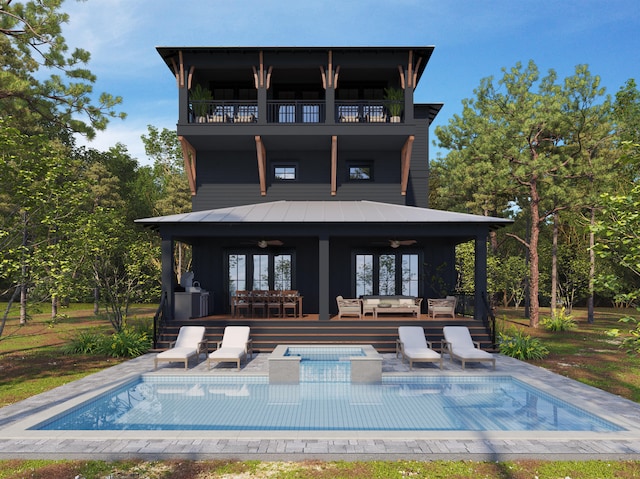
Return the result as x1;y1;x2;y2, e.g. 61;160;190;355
154;317;495;355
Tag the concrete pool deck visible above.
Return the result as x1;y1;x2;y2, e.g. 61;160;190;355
2;352;640;461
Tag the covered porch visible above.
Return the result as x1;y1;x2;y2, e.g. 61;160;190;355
136;200;511;323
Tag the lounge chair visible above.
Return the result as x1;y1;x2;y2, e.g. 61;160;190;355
442;326;495;370
427;296;456;319
208;326;253;370
396;326;443;369
336;295;362;319
154;326;207;370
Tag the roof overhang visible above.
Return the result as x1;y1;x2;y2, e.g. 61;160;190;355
136;200;513;230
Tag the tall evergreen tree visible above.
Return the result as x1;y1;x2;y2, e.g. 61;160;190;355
435;61;614;327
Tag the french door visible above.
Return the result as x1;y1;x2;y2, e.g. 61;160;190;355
228;252;293;296
355;253;419;297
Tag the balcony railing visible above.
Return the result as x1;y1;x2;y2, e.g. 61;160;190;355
267;100;325;123
335;100;403;123
187;99;404;124
189;100;258;123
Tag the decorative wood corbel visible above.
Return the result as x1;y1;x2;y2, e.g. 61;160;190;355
320;50;340;89
178;136;197;196
400;135;415;196
253;51;272;89
255;136;267;196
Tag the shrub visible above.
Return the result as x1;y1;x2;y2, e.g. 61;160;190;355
63;329;107;354
64;321;152;358
609;314;640;355
541;307;576;332
498;327;549;360
102;327;152;358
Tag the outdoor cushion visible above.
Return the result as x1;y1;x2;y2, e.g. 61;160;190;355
397;326;442;369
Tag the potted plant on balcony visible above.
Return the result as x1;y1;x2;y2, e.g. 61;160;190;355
384;87;404;123
190;84;213;123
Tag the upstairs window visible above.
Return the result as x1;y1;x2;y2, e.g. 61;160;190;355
274;165;297;181
348;163;373;181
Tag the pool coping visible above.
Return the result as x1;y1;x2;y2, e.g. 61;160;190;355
1;352;640;460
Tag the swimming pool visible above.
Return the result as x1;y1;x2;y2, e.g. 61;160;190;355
32;375;623;432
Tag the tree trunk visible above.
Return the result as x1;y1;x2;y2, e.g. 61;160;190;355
0;286;21;338
51;295;58;321
20;211;28;325
550;212;559;317
588;207;595;324
93;286;99;315
528;180;541;328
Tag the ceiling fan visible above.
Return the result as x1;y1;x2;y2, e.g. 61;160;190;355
388;239;417;248
372;239;417;248
256;239;283;248
239;239;284;248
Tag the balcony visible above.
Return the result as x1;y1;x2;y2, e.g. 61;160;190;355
187;99;405;124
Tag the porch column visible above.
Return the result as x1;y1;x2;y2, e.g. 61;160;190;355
318;234;330;320
474;233;488;321
161;235;174;319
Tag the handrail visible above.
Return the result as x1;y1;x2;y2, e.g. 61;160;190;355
152;291;168;349
479;291;497;348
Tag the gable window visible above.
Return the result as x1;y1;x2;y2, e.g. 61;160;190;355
274;164;297;181
348;163;372;181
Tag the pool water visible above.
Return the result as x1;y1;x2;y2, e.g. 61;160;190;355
33;375;623;432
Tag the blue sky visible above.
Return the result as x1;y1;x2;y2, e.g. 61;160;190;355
62;0;640;164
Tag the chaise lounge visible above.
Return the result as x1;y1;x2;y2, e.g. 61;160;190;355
208;326;253;370
442;326;495;370
154;325;208;370
396;326;443;369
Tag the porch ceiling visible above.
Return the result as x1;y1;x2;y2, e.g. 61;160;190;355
178;132;411;152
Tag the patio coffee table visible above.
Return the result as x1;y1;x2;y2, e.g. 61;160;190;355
373;304;419;318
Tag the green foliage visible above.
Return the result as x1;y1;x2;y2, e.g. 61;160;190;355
104;326;152;358
64;322;152;358
541;307;577;331
593;179;640;308
383;87;404;116
611;314;640;355
0;0;125;138
190;83;213;117
63;329;106;354
434;60;617;327
498;327;549;360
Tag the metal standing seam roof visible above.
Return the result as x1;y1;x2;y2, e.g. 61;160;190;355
135;201;512;226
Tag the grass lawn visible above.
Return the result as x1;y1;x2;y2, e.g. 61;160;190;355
1;303;640;478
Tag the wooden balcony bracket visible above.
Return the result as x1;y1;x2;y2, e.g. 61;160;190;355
331;135;338;196
255;136;267;196
178;136;197;196
253;51;272;89
320;50;340;89
400;135;415;196
169;50;187;89
398;50;423;90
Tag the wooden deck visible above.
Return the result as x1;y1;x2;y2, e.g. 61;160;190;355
156;314;494;354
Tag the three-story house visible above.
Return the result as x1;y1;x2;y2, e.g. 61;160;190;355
137;46;510;333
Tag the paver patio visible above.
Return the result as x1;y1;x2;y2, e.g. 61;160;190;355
1;352;640;460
